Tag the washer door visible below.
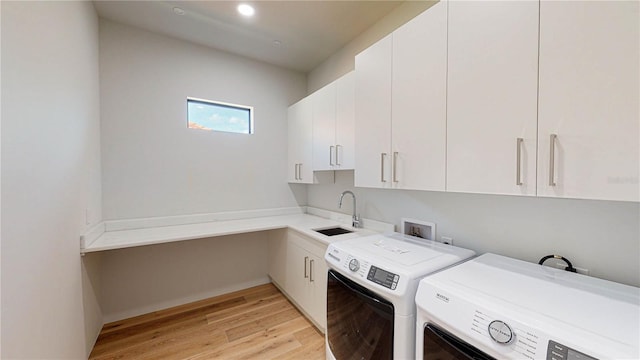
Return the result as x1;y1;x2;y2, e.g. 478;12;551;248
326;269;394;360
423;324;496;360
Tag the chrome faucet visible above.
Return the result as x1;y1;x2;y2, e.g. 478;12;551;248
338;190;360;228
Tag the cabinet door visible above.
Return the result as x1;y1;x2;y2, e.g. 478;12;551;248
307;252;327;331
537;1;639;202
312;82;337;171
287;102;300;182
287;97;314;183
285;239;310;308
446;1;539;196
354;35;393;188
285;230;329;331
391;2;447;191
335;71;355;170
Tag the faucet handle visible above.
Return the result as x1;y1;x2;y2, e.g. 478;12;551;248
352;214;361;228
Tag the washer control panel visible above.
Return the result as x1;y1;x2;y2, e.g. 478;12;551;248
546;341;597;360
471;309;541;359
367;265;399;290
342;255;369;278
326;244;401;292
348;259;360;272
488;320;514;344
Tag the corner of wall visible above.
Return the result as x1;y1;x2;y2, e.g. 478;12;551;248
306;0;437;94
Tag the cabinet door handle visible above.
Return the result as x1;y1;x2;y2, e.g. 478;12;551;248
335;145;342;166
516;138;523;186
298;163;303;181
304;256;309;278
393;152;399;183
380;153;387;182
295;164;300;180
329;146;335;166
549;134;557;186
309;259;314;282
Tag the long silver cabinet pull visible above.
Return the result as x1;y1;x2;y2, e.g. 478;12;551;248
516;138;523;186
329;146;335;166
299;163;303;181
335;145;342;166
309;259;314;282
304;256;309;278
380;153;387;182
393;152;399;183
295;164;300;180
549;134;557;186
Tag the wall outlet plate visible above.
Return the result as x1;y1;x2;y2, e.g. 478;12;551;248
439;236;453;245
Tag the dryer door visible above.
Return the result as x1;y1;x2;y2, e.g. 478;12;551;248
327;269;394;360
423;324;496;360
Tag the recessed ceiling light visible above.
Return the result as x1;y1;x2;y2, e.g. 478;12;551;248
237;4;255;17
173;7;185;15
272;40;282;47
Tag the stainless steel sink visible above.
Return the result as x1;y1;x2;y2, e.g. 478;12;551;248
314;227;354;236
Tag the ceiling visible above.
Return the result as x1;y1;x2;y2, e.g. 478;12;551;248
93;1;406;73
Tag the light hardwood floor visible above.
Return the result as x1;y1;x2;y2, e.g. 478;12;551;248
89;283;326;360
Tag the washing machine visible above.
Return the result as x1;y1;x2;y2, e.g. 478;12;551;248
415;253;640;359
324;232;475;360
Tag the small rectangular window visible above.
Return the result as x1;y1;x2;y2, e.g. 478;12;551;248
187;98;253;134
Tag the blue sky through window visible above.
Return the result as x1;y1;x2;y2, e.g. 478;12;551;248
188;99;252;134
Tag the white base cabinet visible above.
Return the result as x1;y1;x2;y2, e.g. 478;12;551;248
268;230;328;332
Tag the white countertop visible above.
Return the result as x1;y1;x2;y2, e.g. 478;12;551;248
80;207;392;254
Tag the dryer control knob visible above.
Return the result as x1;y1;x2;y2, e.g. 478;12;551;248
348;259;360;272
488;320;514;344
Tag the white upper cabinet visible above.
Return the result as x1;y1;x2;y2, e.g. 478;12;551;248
312;72;355;171
312;82;337;171
355;2;447;190
355;34;393;188
446;1;539;196
537;1;639;202
287;97;314;183
391;2;447;191
335;71;355;170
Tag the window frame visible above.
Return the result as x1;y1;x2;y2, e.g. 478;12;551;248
187;97;254;135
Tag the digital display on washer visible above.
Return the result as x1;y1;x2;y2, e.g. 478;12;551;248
547;340;597;360
367;266;399;290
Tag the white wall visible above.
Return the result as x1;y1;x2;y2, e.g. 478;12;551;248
307;1;436;93
99;232;270;322
97;21;307;322
309;171;640;287
0;2;4;354
1;1;103;358
100;20;307;220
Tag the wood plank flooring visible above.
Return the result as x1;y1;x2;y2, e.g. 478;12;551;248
89;283;326;360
